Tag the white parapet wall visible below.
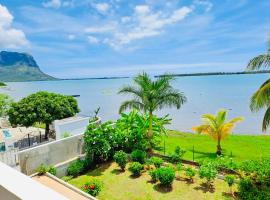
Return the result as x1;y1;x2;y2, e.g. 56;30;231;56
0;161;68;200
53;116;101;140
18;134;84;175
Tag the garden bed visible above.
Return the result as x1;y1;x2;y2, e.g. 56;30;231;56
67;162;235;200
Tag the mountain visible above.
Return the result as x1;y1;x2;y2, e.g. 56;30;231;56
0;51;57;82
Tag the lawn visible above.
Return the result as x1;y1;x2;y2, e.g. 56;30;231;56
68;162;234;200
159;131;270;163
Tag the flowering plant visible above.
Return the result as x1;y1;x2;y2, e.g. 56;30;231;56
82;178;103;197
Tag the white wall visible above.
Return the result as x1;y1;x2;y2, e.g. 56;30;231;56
53;117;89;140
0;162;68;200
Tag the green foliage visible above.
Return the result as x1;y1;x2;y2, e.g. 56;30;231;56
118;72;186;147
199;163;217;185
238;158;270;200
224;175;235;187
67;160;85;177
33;122;46;129
84;110;170;163
199;156;238;171
116;110;171;151
0;82;7;87
247;37;270;131
0;94;12;117
36;164;56;176
131;149;146;164
129;162;143;176
8;91;79;138
176;163;184;171
148;156;163;168
149;169;159;182
48;166;57;175
82;178;103;197
155;167;175;186
185;167;196;182
61;176;73;182
113;150;128;171
62;131;72;138
84;121;116;162
36;164;48;175
169;146;185;163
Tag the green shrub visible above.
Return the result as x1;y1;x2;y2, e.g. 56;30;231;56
131;149;146;164
67;160;85;177
61;176;73;182
156;167;175;186
82;178;103;197
36;164;48;175
199;163;217;186
48;166;57;175
170;146;185;163
185;167;196;182
149;169;159;182
148;156;163;168
113;150;128;171
225;175;235;187
238;158;270;200
129;162;143;176
176;163;184;171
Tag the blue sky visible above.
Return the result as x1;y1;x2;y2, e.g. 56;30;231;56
0;0;269;78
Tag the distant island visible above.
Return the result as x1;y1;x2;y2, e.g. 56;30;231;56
0;51;57;82
62;76;130;80
155;70;270;78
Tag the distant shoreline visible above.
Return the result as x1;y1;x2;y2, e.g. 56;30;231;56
2;71;270;83
155;70;270;78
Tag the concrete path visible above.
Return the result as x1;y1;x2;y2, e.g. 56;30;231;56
33;175;90;200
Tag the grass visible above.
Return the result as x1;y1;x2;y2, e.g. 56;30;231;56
68;162;234;200
158;131;270;163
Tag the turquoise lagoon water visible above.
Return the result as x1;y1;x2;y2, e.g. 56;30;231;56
0;74;269;134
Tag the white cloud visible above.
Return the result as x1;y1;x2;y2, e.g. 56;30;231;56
42;0;74;9
93;3;110;13
42;0;61;9
87;36;99;44
85;23;116;33
67;34;75;40
0;4;28;48
104;5;192;49
121;16;131;23
193;0;213;12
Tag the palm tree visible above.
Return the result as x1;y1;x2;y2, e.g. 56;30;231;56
118;72;187;138
247;36;270;131
192;109;243;155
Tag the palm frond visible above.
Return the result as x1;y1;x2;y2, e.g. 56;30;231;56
119;100;144;113
250;79;270;111
118;86;143;98
262;106;270;132
227;117;244;124
247;54;270;70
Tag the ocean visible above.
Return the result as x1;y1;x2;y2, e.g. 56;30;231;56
1;74;269;134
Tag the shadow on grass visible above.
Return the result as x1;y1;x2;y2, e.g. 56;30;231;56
189;149;236;160
153;184;173;193
129;174;141;179
111;168;124;175
194;182;215;193
175;176;194;185
85;162;112;177
222;192;236;199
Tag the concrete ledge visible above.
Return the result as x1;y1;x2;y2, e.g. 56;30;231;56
45;172;98;200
